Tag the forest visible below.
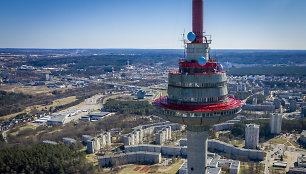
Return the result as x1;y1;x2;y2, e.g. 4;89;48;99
0;144;94;174
234;91;251;100
0;91;36;117
0;84;111;118
214;50;306;65
246;94;266;104
227;66;306;77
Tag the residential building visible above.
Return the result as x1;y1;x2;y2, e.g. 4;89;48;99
245;123;260;149
270;113;282;134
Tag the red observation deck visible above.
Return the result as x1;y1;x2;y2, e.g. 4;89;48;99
152;96;243;127
152;59;244;126
153;96;243;112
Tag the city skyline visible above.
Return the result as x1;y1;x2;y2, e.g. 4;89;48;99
0;0;305;50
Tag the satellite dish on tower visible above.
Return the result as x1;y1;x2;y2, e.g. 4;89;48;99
187;32;196;42
198;56;206;66
217;64;223;71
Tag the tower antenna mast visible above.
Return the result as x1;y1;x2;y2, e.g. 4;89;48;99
180;29;187;59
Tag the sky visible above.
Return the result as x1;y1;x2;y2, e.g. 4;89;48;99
0;0;305;50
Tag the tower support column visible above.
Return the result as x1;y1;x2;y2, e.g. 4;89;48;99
187;126;208;174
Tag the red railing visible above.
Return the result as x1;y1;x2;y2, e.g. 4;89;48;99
152;96;244;112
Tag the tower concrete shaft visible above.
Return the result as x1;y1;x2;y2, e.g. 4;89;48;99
187;126;208;174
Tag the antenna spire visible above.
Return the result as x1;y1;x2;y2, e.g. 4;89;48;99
192;0;204;43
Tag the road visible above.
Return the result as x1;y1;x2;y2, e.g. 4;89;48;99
262;142;306;174
242;91;263;103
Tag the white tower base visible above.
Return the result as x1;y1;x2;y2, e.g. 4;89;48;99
187;126;208;174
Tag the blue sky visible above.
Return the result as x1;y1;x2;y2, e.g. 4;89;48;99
0;0;305;49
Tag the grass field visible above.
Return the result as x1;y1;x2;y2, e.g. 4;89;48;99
239;162;249;174
239;162;265;174
10;124;37;136
266;137;302;149
270;166;286;174
158;90;167;96
102;95;121;104
0;85;53;95
157;160;184;174
0;96;77;121
267;138;287;145
230;140;245;147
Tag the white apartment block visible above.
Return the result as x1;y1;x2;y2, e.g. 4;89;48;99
245;123;260;149
270;113;282;134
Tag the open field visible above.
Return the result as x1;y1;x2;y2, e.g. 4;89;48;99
102;95;123;105
0;85;54;95
157;89;167;96
239;162;264;174
156;159;184;174
283;151;299;172
0;96;77;121
267;137;287;145
116;159;184;174
230;140;245;147
10;123;38;136
266;136;303;149
270;167;286;174
239;162;249;174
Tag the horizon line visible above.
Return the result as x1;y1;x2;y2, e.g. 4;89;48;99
1;48;306;51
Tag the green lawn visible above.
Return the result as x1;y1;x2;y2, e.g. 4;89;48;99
155;160;184;174
270;166;286;174
267;138;287;144
230;140;245;147
239;162;249;174
157;90;167;96
239;162;265;174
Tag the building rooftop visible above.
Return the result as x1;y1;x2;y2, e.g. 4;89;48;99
179;161;223;174
298;156;306;165
63;137;76;143
273;161;287;168
42;140;58;145
246;123;260;128
88;112;110;117
48;114;67;122
301;130;306;137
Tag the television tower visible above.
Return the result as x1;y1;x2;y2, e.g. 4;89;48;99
152;0;243;173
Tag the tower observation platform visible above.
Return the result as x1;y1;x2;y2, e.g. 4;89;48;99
152;0;243;173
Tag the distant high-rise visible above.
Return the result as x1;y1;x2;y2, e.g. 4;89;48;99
289;99;297;112
241;83;247;92
245;123;260;149
137;90;146;99
270;113;282;135
302;106;306;117
233;84;239;92
264;87;270;96
273;99;281;109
